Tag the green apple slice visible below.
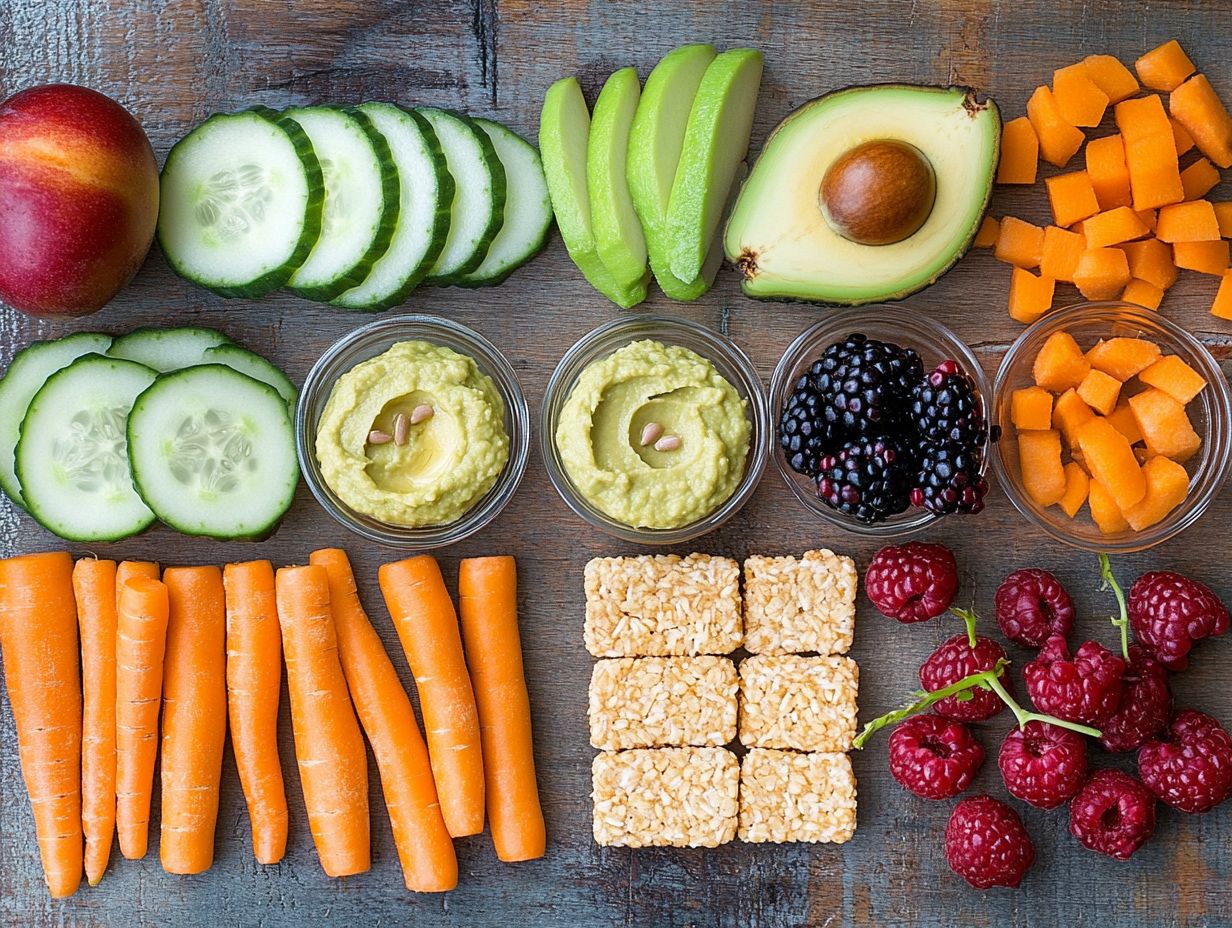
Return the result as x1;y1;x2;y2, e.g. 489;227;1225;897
539;76;646;308
665;48;764;283
587;67;649;291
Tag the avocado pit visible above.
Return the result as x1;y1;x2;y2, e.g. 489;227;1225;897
819;139;937;246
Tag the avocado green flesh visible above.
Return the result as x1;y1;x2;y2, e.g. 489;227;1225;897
723;85;1000;304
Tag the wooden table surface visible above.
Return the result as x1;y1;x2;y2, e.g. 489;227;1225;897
3;1;1232;925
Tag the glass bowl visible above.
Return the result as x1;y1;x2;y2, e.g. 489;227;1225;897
769;305;993;537
992;301;1232;553
541;314;770;544
295;315;530;548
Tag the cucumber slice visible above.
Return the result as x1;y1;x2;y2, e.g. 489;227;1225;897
158;107;324;297
284;106;401;302
108;326;232;372
417;108;507;283
127;365;299;540
332;104;454;310
16;354;157;542
454;119;552;287
202;345;296;405
0;332;114;508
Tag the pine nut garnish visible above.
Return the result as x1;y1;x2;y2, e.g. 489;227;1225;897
640;422;664;446
654;434;682;452
393;412;410;446
368;430;393;445
410;403;435;425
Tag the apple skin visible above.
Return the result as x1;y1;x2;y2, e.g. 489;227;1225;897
0;84;159;317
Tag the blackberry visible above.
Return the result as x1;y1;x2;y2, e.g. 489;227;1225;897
779;374;843;476
911;360;987;447
911;443;988;515
816;436;913;523
808;334;923;438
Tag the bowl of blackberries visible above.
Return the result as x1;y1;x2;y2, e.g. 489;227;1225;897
770;306;995;534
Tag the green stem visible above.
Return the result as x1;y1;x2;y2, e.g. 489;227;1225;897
949;607;979;649
983;669;1102;739
853;660;1009;749
1098;553;1130;662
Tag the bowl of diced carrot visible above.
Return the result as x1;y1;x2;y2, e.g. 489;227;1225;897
992;301;1232;552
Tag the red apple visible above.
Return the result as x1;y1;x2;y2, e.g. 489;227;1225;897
0;84;158;317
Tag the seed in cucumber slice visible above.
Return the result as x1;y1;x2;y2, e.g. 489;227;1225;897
332;103;454;311
158;106;324;298
127;365;299;540
16;354;157;542
107;325;232;372
454;119;553;288
417;107;508;284
284;106;401;302
0;332;114;509
202;344;296;405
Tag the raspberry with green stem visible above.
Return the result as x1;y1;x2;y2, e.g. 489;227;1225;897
1098;553;1130;662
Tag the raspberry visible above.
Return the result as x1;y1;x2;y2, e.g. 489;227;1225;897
1069;769;1157;860
1024;636;1125;726
944;796;1035;889
998;721;1088;810
994;568;1075;648
1098;645;1172;753
1128;571;1230;670
864;542;959;623
1139;709;1232;813
919;633;1008;721
888;715;985;800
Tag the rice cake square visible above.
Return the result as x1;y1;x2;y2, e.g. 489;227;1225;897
743;549;856;655
738;749;857;844
738;654;859;752
584;554;742;657
591;747;739;848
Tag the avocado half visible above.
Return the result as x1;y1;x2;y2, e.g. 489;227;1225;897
723;84;1000;305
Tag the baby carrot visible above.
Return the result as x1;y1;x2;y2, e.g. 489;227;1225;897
115;573;168;860
0;551;83;898
276;564;370;877
72;557;119;886
223;560;288;865
160;566;227;875
310;548;457;892
115;560;159;612
378;555;485;838
458;556;546;863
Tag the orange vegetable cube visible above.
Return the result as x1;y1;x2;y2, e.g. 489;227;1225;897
1085;336;1162;379
1180;158;1221;202
1172;117;1197;156
1172;239;1230;275
1170;74;1232;168
1027;85;1086;168
1085;134;1132;210
1018;429;1067;507
1008;267;1056;324
1121;278;1165;311
1076;417;1147;510
1124;132;1185;211
1046;171;1101;228
1011;386;1054;431
1053;62;1109;127
1156;200;1221;243
1058;461;1091;518
1129;388;1202;461
1122;455;1190;531
1214;202;1232;238
1034;331;1091;392
995;216;1046;269
1077;368;1122;415
1115;95;1173;143
1040;226;1086;282
1083;207;1150;248
1073;247;1131;300
1089;478;1130;535
997;117;1039;185
1137;209;1159;233
974;216;1000;247
1135;40;1196;92
1106;401;1144;445
1053;388;1096;446
1083;55;1140;104
1137;355;1208;404
1213;270;1232;320
1121;238;1179;290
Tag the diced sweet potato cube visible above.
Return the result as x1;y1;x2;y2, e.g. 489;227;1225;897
1121;278;1165;310
1058;461;1090;518
1214;202;1232;238
1156;200;1221;243
1077;368;1122;415
1124;132;1185;211
1028;85;1086;168
1076;417;1147;510
1054;63;1110;127
1137;209;1159;233
1085;134;1132;210
1083;207;1150;248
1213;270;1232;320
1172;117;1197;156
1116;95;1173;142
997;117;1039;185
1047;171;1102;227
1170;74;1232;168
1180;158;1221;202
1083;55;1140;105
1085;337;1162;379
1008;267;1056;324
1053;387;1096;446
1073;247;1131;300
1121;238;1178;289
1138;354;1208;404
1012;386;1054;431
1040;226;1085;281
1135;40;1196;92
1172;239;1231;275
1106;401;1144;444
1018;429;1067;507
974;216;1000;247
1122;455;1189;531
1129;387;1202;462
995;216;1046;269
1034;331;1091;392
1089;478;1130;534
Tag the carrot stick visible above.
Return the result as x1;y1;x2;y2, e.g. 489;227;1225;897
223;560;288;866
310;549;457;892
378;555;484;838
0;551;83;898
160;566;227;875
275;564;369;877
115;573;168;860
458;556;546;863
72;557;118;886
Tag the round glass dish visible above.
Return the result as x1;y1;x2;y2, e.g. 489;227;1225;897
769;305;993;537
992;301;1231;553
295;315;530;548
541;314;770;544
